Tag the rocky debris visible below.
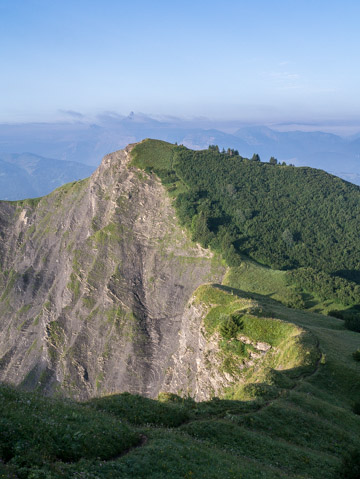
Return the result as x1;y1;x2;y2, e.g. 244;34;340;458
255;341;272;352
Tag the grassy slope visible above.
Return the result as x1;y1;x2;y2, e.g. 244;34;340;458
223;259;350;314
1;284;359;478
1;140;360;478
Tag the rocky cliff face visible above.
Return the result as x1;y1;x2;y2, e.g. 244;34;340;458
0;144;227;399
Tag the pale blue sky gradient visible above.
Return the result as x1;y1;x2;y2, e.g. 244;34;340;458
1;0;360;123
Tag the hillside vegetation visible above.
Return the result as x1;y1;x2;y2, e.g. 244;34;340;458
1;140;360;478
1;286;360;479
131;139;360;319
131;140;360;271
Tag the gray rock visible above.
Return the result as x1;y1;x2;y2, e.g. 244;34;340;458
0;144;225;399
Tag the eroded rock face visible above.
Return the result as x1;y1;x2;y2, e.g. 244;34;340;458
162;301;273;401
162;302;235;401
0;144;225;399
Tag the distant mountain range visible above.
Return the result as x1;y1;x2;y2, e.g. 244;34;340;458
0;153;94;200
0;113;359;200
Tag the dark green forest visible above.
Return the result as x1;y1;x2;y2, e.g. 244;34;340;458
131;139;360;314
286;268;360;306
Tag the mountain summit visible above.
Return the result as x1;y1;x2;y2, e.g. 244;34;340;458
0;140;360;478
0;140;360;401
0;143;226;398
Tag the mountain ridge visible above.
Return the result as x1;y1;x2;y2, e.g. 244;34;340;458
0;143;226;399
1;116;360;187
0;139;360;478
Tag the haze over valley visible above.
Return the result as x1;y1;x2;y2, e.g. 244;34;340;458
2;113;360;200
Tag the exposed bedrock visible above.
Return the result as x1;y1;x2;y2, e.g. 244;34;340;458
0;144;225;399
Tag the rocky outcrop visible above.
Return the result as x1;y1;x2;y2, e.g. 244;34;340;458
0;144;225;399
162;301;236;401
162;299;274;401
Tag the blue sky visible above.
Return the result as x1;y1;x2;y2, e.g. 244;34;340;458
1;0;360;124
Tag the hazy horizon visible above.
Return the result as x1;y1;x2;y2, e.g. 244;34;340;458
2;111;360;138
2;1;360;132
